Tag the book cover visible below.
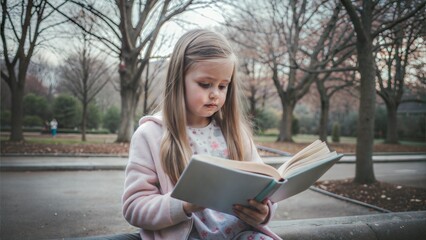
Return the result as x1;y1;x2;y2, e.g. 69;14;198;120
171;141;343;215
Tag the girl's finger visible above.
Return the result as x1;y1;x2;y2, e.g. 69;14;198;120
248;199;269;214
233;204;265;225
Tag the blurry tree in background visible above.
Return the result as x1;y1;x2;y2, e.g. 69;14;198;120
225;0;355;142
374;0;426;144
86;103;101;130
316;70;355;142
224;30;277;122
23;93;49;122
51;0;212;142
240;51;276;123
103;106;120;134
224;0;425;184
341;0;426;184
140;58;168;116
59;13;112;141
52;94;81;129
1;0;66;141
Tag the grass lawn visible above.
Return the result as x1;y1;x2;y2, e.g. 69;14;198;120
2;131;424;148
254;133;425;146
0;132;117;144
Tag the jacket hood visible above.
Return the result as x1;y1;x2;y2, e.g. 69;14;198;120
139;112;163;126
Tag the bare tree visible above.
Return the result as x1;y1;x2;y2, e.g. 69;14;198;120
50;0;211;142
59;30;112;141
375;1;426;144
341;0;426;184
233;40;276;119
316;70;355;142
140;57;167;116
312;4;357;142
1;0;66;141
226;0;351;142
242;58;276;117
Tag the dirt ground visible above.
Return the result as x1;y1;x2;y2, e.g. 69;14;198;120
1;139;426;212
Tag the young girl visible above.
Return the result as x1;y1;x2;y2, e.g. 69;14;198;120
122;29;281;240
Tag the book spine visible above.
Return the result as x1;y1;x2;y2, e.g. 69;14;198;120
254;180;278;202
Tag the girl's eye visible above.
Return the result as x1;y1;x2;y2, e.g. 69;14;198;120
219;85;228;90
198;83;211;89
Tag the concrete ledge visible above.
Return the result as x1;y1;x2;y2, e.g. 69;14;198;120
269;211;426;240
68;212;426;240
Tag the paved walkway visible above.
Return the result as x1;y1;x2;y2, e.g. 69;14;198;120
1;153;425;171
1;154;425;239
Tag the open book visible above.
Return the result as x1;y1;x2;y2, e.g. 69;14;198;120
171;140;343;215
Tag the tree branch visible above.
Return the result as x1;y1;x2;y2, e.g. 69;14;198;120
341;0;367;42
372;1;426;38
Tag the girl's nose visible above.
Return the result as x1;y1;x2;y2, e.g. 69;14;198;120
209;88;219;99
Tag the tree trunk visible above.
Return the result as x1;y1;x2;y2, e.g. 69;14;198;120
385;102;399;143
249;92;256;117
143;62;149;116
9;83;25;141
81;103;87;142
341;0;377;184
319;98;330;142
277;101;294;142
116;86;138;142
116;42;141;142
354;39;377;184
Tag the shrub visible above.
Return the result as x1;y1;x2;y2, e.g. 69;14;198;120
332;122;340;143
52;94;82;129
103;106;120;133
252;109;279;134
23;93;49;120
87;103;102;129
23;115;43;127
1;110;11;127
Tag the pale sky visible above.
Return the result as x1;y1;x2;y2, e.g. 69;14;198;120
39;5;225;65
153;6;226;56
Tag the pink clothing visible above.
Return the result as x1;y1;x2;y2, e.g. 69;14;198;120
122;113;282;240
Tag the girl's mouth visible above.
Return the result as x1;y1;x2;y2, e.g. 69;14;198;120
205;104;217;108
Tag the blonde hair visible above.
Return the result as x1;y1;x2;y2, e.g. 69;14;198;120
160;29;252;184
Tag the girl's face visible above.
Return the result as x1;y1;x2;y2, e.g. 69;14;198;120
184;57;234;128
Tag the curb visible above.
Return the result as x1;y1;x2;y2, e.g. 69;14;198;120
0;164;125;171
0;153;129;158
309;186;392;213
1;154;425;172
270;211;426;240
263;154;426;166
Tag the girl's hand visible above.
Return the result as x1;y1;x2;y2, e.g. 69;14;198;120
183;202;205;216
233;199;270;226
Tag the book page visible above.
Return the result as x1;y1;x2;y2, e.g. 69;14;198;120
282;151;338;178
277;140;327;174
270;153;343;202
194;155;282;180
281;148;331;175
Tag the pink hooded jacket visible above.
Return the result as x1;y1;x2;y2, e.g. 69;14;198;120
122;113;282;240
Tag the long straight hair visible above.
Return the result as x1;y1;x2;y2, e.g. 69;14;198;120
160;29;252;184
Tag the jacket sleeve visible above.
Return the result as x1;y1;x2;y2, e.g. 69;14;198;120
122;121;190;231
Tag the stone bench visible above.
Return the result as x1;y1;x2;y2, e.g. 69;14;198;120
68;211;426;240
270;211;426;240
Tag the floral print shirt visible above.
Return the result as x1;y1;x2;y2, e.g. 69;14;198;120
187;120;228;158
186;120;272;240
